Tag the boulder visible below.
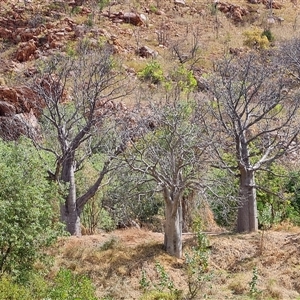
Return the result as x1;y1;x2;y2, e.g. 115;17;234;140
16;40;37;62
138;46;158;58
0;86;42;115
0;101;16;116
0;86;43;140
122;12;144;26
0;27;13;39
174;0;186;6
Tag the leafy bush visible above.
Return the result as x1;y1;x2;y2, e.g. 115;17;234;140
256;164;295;227
47;268;97;300
262;29;274;42
0;138;63;282
284;170;300;224
0;269;97;300
0;276;32;300
170;65;197;93
184;219;212;299
243;28;270;50
138;61;165;84
140;291;180;300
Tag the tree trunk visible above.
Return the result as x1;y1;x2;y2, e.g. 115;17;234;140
237;167;258;233
61;156;81;236
164;200;183;258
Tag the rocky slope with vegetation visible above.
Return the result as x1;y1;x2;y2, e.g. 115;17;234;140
1;0;300;299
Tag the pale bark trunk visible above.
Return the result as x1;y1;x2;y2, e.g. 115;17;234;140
164;200;183;258
60;155;81;236
66;163;81;235
237;167;258;233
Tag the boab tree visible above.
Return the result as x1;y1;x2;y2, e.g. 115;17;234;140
208;53;300;233
123;98;211;258
30;42;131;236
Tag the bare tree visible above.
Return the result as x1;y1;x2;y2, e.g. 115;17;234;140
122;96;211;258
30;42;131;236
208;53;300;233
278;37;300;83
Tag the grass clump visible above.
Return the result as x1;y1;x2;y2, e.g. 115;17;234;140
140;290;180;300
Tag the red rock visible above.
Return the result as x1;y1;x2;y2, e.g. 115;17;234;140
0;101;16;116
122;12;144;26
16;40;37;62
0;27;13;39
138;46;158;58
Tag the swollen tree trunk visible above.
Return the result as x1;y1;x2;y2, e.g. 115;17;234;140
66;163;81;235
237;166;258;233
60;152;81;236
164;194;183;258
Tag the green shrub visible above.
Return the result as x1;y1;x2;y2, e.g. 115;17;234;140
262;29;274;42
140;290;180;300
0;138;63;282
243;28;270;50
138;61;165;84
0;272;49;300
47;268;97;300
98;0;110;11
0;276;32;300
170;65;197;93
256;164;295;227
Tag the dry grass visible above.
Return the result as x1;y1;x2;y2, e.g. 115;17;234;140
47;227;300;299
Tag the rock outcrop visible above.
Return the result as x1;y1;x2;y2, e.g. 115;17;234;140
0;86;42;140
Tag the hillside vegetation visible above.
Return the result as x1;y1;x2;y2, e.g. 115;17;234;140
1;0;300;299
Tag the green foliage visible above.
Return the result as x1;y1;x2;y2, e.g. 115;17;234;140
85;14;94;27
98;208;116;232
155;261;175;293
140;290;180;300
0;269;97;300
0;273;48;300
0;275;32;300
139;262;182;299
71;5;81;15
0;138;62;282
262;29;274;42
138;61;165;84
149;5;158;13
98;0;110;11
249;267;261;297
139;268;151;292
48;268;97;300
256;164;294;227
184;219;212;299
169;65;197;93
284;170;300;224
243;28;270;50
99;237;119;251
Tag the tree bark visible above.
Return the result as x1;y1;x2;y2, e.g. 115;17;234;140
164;199;183;258
66;163;81;235
60;156;81;236
237;166;258;233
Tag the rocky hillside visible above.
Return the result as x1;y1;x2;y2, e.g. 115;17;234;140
0;0;298;139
